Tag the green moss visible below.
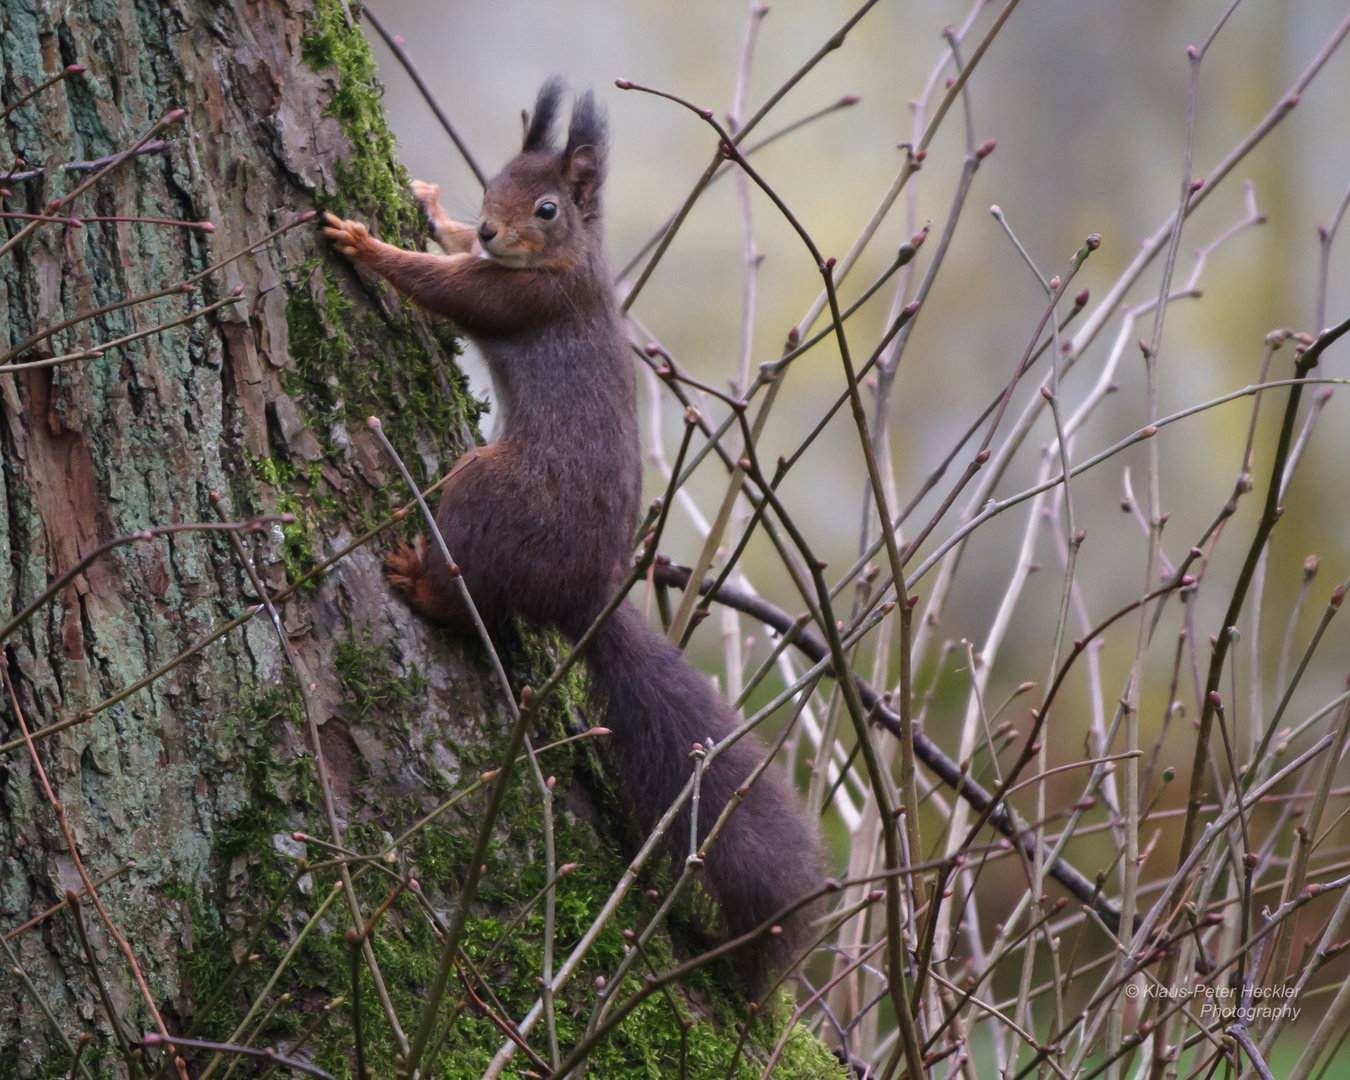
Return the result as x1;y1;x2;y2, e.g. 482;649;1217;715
292;0;483;424
301;0;419;238
249;0;488;581
19;1042;115;1080
334;622;427;722
163;620;843;1080
281;261;482;500
250;453;323;585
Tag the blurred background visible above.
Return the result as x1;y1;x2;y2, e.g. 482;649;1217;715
357;0;1350;1061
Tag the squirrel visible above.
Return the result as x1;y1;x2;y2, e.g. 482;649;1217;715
323;79;821;986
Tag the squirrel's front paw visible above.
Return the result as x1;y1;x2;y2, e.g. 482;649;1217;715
322;212;375;259
410;181;478;254
410;179;441;218
386;534;428;595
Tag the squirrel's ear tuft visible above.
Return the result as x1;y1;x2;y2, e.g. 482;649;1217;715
523;78;565;153
563;90;608;212
566;90;608;159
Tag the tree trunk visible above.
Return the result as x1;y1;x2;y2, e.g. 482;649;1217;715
0;3;843;1078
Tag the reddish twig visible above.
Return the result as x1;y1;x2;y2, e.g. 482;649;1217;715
2;861;134;942
141;1035;337;1080
0;64;85;122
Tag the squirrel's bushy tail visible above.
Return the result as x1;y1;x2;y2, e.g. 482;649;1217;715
582;601;822;988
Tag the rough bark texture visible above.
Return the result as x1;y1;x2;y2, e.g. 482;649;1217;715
0;3;844;1078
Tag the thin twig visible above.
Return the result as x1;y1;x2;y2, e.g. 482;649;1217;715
357;5;488;187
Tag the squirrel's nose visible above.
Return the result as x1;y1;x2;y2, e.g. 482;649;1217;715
477;220;498;244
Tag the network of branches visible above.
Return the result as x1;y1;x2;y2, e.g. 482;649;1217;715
4;2;1350;1080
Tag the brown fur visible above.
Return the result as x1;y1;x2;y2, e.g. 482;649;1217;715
324;81;821;989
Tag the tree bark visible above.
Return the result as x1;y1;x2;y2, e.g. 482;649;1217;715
0;0;492;1072
0;4;844;1078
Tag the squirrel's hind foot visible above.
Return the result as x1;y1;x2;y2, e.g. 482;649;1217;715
386;534;428;596
386;534;472;627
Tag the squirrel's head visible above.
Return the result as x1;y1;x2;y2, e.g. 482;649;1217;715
476;79;608;269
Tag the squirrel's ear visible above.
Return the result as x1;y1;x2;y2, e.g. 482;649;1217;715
563;90;607;213
564;145;601;211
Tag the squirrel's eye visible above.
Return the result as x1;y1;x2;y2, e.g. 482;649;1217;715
535;201;558;220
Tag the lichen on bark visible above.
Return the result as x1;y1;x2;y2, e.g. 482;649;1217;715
0;2;844;1077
